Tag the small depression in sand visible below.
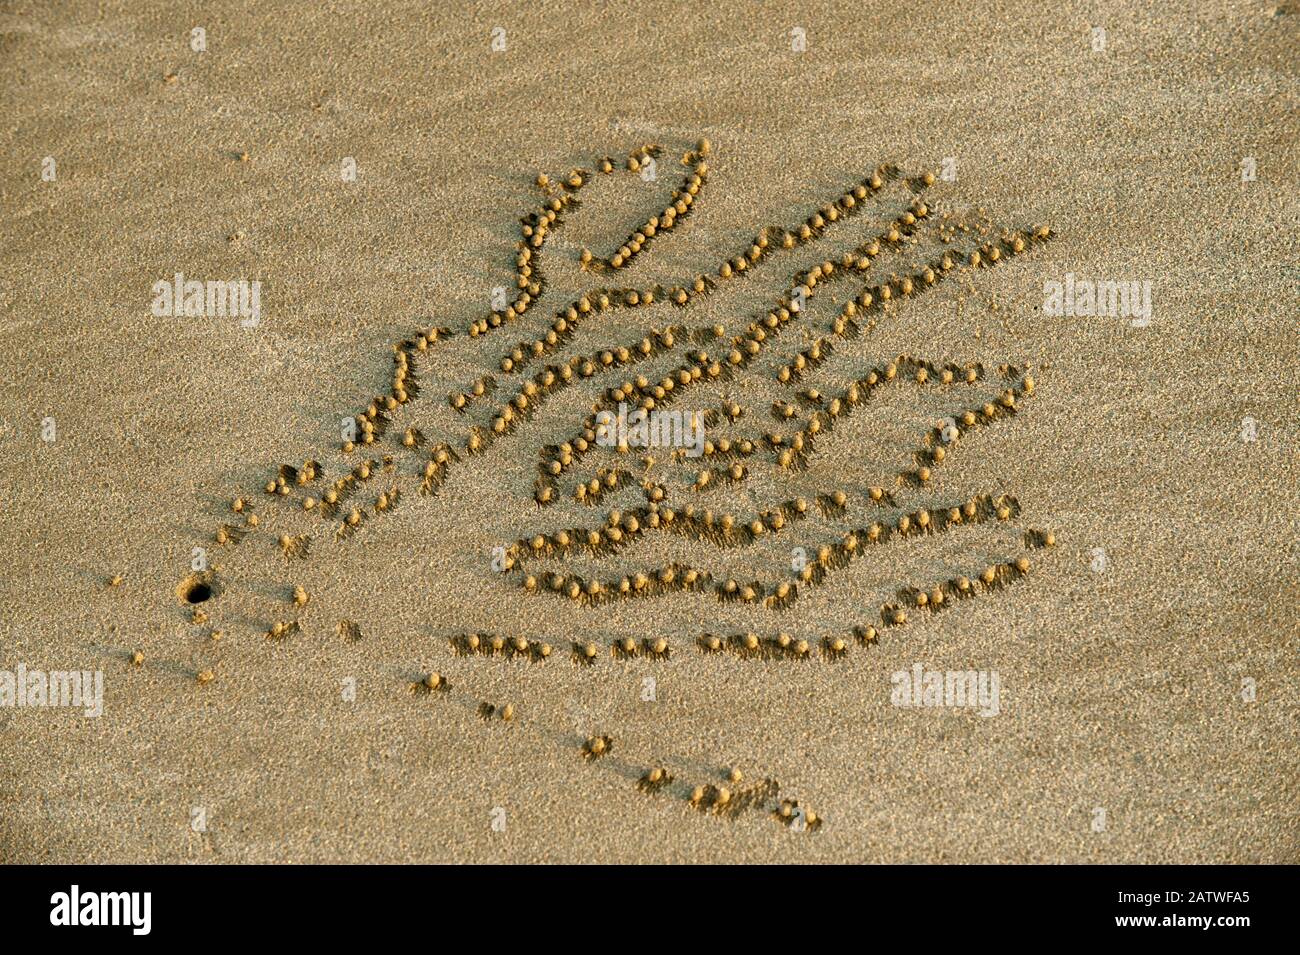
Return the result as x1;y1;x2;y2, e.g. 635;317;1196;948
176;572;219;605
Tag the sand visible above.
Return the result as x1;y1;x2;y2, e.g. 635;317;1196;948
0;0;1296;864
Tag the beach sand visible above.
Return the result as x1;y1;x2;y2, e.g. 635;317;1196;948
0;0;1296;863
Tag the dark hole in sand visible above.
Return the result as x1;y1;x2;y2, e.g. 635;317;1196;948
176;573;219;605
184;582;213;604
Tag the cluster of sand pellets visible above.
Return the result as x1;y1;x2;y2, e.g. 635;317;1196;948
127;138;1062;832
633;764;823;831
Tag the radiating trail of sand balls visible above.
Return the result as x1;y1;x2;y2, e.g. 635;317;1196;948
160;137;1061;838
553;358;1029;521
770;362;1032;474
223;154;1034;543
511;491;1024;611
198;166;1049;617
508;476;1004;570
190;141;1052;608
489;176;925;381
405;547;1047;669
583;144;707;272
876;556;1036;631
767;233;1038;389
487;326;690;458
260;158;951;532
525;222;1044;498
460;186;578;339
507;372;1036;568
